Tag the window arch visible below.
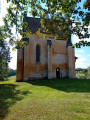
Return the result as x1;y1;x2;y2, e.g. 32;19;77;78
36;45;40;62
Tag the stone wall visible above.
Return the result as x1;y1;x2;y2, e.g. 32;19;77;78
23;34;48;81
67;46;75;78
16;49;24;81
16;33;75;81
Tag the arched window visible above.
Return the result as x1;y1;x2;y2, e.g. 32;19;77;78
36;45;40;62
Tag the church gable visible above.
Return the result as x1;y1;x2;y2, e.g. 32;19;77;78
16;17;76;81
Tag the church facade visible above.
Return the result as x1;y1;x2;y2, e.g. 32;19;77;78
16;17;76;81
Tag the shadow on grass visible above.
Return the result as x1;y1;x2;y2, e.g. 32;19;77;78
0;84;30;120
28;78;90;93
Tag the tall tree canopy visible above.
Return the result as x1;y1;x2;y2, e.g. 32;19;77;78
0;26;10;80
4;0;90;48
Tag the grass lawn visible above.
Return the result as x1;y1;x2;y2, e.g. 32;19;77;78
0;76;90;120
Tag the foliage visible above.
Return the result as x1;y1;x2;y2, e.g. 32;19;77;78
0;76;90;120
76;68;88;79
76;68;88;73
0;26;10;81
3;1;30;49
87;67;90;79
2;0;89;48
8;68;16;77
76;72;86;79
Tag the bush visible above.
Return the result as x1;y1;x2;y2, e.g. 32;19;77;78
87;67;90;79
8;69;16;77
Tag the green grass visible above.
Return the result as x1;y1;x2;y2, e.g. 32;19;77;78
0;76;90;120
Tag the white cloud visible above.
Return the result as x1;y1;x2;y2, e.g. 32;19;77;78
76;62;88;69
75;54;83;58
72;35;79;43
76;57;88;68
75;53;90;68
76;49;85;53
73;35;90;44
77;57;87;63
75;53;87;63
88;54;90;56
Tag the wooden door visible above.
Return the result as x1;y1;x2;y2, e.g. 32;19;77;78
56;67;60;78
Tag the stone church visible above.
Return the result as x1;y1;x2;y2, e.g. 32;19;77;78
16;17;76;81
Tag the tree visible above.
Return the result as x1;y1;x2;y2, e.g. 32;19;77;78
87;67;90;79
8;68;16;77
4;0;90;48
0;26;10;81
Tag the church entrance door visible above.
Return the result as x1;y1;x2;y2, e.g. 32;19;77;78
56;67;60;78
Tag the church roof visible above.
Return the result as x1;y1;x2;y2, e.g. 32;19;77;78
23;17;72;43
23;17;42;33
23;17;63;34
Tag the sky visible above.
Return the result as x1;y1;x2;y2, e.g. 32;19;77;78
0;0;90;70
72;35;90;68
